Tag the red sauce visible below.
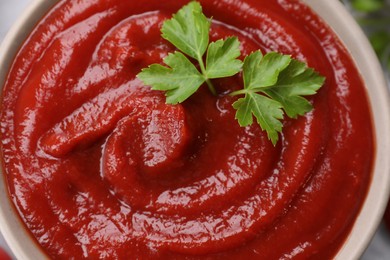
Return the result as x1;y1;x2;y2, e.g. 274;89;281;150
0;0;374;259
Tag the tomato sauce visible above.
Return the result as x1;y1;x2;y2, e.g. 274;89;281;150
0;0;374;259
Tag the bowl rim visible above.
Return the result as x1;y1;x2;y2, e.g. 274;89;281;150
302;0;390;259
0;1;59;259
0;0;389;259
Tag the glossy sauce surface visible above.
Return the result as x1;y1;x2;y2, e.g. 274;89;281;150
1;0;374;259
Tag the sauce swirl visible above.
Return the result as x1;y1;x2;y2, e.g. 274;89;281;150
1;0;374;258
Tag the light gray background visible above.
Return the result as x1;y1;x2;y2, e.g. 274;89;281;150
0;0;389;259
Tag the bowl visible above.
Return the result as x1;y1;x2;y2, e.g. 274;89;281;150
0;0;389;259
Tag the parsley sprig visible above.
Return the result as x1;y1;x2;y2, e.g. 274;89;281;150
138;2;242;102
137;1;325;145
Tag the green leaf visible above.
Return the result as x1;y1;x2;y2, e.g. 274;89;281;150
231;52;324;145
243;51;291;90
233;93;283;145
137;52;205;104
161;1;211;60
351;0;384;12
264;90;313;119
137;1;326;146
369;31;390;58
263;59;325;118
205;37;243;78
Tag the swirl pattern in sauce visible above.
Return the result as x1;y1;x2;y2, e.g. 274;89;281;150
1;0;374;259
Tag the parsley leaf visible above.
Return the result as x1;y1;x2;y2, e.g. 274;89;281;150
233;93;283;145
137;52;205;104
138;1;242;101
137;1;325;145
231;51;325;145
206;37;243;78
243;51;291;89
263;59;325;118
161;1;210;60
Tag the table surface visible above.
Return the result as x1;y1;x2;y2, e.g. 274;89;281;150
0;0;390;259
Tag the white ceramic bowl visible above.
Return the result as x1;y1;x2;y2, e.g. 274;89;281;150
0;0;389;259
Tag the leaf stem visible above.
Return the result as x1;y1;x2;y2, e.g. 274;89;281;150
229;89;247;96
205;78;217;95
197;54;217;95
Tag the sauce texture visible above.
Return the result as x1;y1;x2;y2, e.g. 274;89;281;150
0;0;374;259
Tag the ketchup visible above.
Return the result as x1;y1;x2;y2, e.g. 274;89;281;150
0;0;374;259
0;249;11;260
